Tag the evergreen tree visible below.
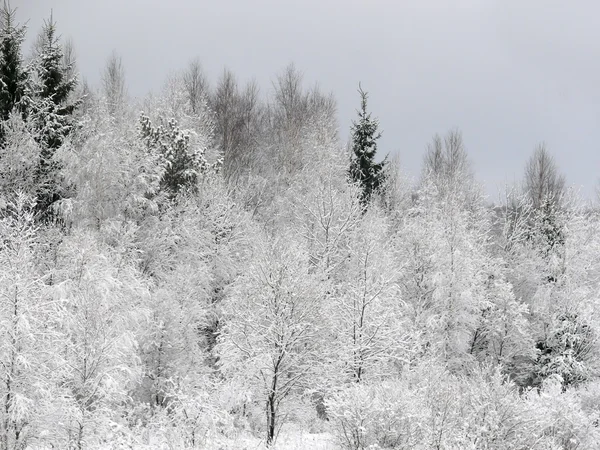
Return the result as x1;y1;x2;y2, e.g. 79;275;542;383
0;2;28;144
33;15;79;150
139;113;213;198
349;84;386;205
31;15;80;217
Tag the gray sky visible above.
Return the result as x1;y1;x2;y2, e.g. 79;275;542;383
17;0;600;199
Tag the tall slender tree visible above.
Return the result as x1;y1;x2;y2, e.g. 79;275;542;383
33;15;79;148
523;145;566;279
524;143;565;210
349;84;386;206
0;2;28;144
102;50;126;115
31;14;80;217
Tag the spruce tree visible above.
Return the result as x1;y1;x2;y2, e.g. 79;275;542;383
33;15;79;150
31;15;80;217
349;84;386;206
0;2;28;143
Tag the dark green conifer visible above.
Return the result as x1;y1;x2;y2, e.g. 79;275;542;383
0;2;28;143
31;14;80;218
349;84;386;206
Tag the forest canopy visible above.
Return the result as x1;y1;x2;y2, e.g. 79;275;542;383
2;5;600;449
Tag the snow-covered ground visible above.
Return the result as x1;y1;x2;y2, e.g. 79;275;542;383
205;431;337;450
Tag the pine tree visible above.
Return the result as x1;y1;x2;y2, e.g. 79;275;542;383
349;84;386;206
0;2;28;144
139;112;212;198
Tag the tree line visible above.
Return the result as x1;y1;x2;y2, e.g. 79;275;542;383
1;4;599;449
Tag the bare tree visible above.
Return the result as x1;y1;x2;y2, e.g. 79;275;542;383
101;50;126;115
239;79;260;134
235;79;262;167
423;134;444;178
306;83;337;123
379;154;412;217
443;130;469;180
266;64;337;177
272;65;337;133
211;69;265;181
211;68;240;176
182;58;208;115
422;129;472;194
272;63;306;131
62;37;77;81
77;76;95;114
523;143;565;209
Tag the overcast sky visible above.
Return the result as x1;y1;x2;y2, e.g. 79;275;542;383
16;0;600;199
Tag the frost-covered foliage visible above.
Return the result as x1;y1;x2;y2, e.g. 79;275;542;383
0;115;41;198
48;230;148;448
0;195;54;448
139;112;215;197
217;232;325;445
326;364;600;450
0;5;80;220
2;9;600;448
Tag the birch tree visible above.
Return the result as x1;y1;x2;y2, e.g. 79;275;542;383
217;233;323;446
327;209;407;383
51;231;147;447
0;195;58;449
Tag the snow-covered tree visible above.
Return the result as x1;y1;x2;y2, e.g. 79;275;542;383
524;143;565;210
421;130;478;208
288;140;362;278
0;2;28;144
327;209;407;383
0;114;40;198
56;105;162;228
139;112;214;198
31;15;79;147
32;28;80;218
182;58;208;115
398;175;491;366
101;50;126;116
50;230;148;447
349;85;386;206
469;268;535;368
217;233;324;446
528;197;600;389
0;194;58;449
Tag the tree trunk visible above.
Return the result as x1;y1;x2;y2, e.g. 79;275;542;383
266;392;276;446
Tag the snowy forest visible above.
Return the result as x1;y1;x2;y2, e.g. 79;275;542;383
3;5;600;450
